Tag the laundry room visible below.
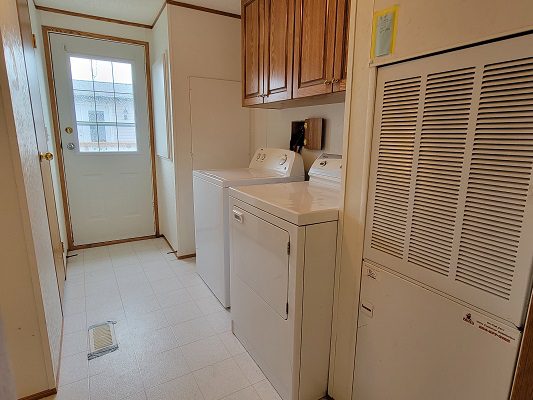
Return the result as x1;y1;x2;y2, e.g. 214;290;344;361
1;1;533;400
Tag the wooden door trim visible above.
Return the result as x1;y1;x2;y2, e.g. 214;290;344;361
70;234;158;250
41;26;160;250
511;289;533;400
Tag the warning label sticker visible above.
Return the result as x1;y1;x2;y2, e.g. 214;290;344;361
462;311;520;345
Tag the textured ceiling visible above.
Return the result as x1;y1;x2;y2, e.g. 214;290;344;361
34;0;241;26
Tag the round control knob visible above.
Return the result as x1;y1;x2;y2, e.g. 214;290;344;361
279;154;288;165
261;154;266;161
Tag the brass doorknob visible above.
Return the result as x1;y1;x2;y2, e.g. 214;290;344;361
39;152;54;161
65;126;73;134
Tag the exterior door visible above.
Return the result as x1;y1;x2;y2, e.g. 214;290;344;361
242;0;264;106
293;0;337;98
263;0;294;103
49;33;155;246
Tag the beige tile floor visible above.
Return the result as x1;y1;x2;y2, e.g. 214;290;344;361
46;238;281;400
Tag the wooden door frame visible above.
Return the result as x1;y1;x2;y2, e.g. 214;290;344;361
41;26;160;250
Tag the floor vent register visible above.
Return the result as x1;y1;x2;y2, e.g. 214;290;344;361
87;321;118;360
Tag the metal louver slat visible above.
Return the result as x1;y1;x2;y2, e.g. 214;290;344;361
408;68;475;276
369;77;421;258
365;34;533;327
456;57;533;303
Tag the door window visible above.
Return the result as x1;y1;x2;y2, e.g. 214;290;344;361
70;56;137;152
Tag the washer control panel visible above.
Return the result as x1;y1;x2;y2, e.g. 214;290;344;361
309;153;342;183
249;148;304;176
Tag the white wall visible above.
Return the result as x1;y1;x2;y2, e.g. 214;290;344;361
150;7;179;250
167;5;241;256
251;102;345;171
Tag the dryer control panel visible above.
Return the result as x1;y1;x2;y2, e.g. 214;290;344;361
249;148;304;177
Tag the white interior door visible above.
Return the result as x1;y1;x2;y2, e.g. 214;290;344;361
49;33;155;246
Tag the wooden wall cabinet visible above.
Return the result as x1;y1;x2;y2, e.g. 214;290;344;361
293;0;350;97
242;0;294;106
242;0;350;107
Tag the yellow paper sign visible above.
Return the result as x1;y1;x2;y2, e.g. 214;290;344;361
371;5;399;59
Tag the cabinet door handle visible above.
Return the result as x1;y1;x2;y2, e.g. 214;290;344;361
332;78;340;83
324;80;332;85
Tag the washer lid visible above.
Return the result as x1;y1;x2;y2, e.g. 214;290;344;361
229;181;340;226
193;168;303;187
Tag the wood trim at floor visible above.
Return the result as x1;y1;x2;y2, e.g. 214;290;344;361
19;388;57;400
510;289;533;399
177;253;196;260
70;235;158;250
41;26;160;249
34;4;152;29
166;1;240;19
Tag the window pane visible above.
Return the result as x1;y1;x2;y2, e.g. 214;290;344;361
73;90;95;122
94;91;117;123
98;125;118;152
70;57;93;90
113;62;133;93
77;123;99;152
92;59;114;92
115;92;135;123
118;125;137;151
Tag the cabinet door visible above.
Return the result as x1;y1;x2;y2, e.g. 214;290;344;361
293;0;337;98
333;0;350;92
242;0;264;106
263;0;294;103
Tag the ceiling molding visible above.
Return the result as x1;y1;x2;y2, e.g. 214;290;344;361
165;1;241;20
34;1;241;30
152;1;167;28
34;4;153;29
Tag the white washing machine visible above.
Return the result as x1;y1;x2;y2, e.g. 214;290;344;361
193;148;304;307
228;154;342;400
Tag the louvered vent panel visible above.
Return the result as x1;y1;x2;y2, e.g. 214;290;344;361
456;57;533;300
408;68;475;276
370;77;421;258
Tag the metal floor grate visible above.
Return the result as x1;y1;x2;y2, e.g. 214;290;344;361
87;321;118;360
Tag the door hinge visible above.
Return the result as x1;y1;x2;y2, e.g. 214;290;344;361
286;302;289;315
287;241;290;255
32;34;37;48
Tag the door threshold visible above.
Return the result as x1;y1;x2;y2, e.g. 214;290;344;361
71;234;158;250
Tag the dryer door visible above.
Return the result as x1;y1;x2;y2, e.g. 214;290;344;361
231;206;289;319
